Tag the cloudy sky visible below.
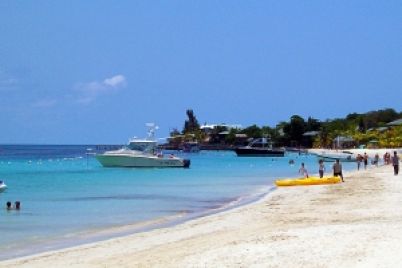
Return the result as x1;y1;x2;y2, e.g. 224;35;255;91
0;1;401;144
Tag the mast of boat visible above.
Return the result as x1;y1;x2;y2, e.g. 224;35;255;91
262;133;272;149
145;123;159;141
86;148;94;169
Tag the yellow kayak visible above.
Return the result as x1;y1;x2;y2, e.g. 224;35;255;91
275;176;341;187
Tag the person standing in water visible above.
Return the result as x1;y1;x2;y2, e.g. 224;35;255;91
333;159;344;182
299;163;309;178
373;153;380;167
318;159;325;178
356;154;363;170
363;153;369;169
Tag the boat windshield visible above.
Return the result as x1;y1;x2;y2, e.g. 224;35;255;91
127;123;159;152
128;140;157;152
248;138;273;149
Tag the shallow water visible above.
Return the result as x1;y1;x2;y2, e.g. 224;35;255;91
0;145;356;260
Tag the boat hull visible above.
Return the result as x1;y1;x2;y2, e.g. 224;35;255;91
319;156;355;162
96;155;190;168
235;148;285;157
0;184;7;193
275;176;341;187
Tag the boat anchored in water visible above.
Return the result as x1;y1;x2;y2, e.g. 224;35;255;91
96;124;190;168
316;151;356;162
0;181;7;192
235;138;285;157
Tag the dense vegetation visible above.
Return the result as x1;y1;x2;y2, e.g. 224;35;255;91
173;108;402;148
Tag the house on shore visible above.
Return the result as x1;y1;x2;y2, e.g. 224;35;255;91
333;136;356;149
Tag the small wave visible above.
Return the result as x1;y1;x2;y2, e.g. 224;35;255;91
55;194;199;203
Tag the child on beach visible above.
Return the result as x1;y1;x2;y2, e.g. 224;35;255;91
318;159;325;178
299;163;309;178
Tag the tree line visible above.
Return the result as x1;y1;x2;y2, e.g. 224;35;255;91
174;108;402;148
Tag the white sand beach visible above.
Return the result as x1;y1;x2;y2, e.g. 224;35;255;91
1;163;401;268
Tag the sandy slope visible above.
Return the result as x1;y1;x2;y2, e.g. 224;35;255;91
1;165;401;268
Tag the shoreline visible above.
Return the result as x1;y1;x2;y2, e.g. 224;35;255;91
2;164;401;267
0;180;276;262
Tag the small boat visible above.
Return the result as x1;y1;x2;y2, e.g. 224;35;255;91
284;147;308;154
275;176;341;186
235;138;285;157
318;154;355;162
0;181;7;192
96;124;190;168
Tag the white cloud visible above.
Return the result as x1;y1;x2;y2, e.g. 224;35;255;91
74;74;127;104
103;75;126;88
0;70;18;91
32;98;57;108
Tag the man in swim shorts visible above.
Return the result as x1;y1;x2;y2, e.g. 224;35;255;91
333;159;344;182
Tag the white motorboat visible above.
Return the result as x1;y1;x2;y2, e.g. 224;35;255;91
316;151;356;162
96;124;190;168
96;149;190;167
0;181;7;193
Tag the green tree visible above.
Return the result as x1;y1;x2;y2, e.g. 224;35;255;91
283;115;305;146
225;128;239;144
241;124;262;138
305;117;321;131
182;109;200;134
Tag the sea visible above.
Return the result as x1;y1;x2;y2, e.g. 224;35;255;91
0;145;356;260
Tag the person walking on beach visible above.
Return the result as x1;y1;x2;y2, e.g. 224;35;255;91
386;152;391;165
318;159;325;178
333;159;344;182
392;151;400;175
356;154;363;170
363;153;369;169
299;163;309;178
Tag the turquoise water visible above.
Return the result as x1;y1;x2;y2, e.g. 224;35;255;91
0;145;356;260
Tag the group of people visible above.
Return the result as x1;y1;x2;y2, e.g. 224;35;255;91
298;151;400;180
298;159;344;182
356;153;370;170
357;151;400;175
6;201;21;210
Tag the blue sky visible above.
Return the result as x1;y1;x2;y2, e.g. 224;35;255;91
0;1;401;144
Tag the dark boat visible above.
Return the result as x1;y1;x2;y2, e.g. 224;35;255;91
235;138;285;157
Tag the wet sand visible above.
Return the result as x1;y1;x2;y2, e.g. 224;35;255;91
1;164;401;267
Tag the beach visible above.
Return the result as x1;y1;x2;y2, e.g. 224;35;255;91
1;163;401;267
